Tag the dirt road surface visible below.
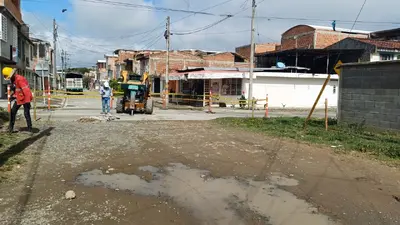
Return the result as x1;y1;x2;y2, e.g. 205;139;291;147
1;119;400;225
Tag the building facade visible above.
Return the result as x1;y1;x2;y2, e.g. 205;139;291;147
0;0;37;98
328;37;400;62
235;43;279;60
280;25;369;50
31;37;54;91
104;54;117;79
338;60;400;130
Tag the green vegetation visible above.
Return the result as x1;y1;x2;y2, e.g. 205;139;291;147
0;107;28;182
109;78;123;93
0;107;8;126
216;117;400;159
67;67;91;74
0;133;27;182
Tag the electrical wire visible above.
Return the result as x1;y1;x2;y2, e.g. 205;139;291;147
23;0;400;25
78;0;234;17
173;16;232;35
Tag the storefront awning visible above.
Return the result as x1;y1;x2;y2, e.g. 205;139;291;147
187;72;248;79
163;71;249;80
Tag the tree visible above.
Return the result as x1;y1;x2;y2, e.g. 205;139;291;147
68;67;91;74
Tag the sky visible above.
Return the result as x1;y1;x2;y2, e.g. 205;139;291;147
21;0;400;68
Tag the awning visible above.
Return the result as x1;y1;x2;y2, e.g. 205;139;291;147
187;72;248;79
162;71;249;80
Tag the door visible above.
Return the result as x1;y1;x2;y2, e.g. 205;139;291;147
154;78;160;93
210;79;221;95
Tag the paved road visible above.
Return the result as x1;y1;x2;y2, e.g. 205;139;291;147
28;97;337;121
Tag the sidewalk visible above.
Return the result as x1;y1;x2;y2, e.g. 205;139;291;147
0;97;65;110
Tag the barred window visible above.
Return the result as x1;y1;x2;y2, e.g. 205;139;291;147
221;79;242;95
0;14;7;42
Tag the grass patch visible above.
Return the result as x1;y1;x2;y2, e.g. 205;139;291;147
216;117;400;159
0;132;29;182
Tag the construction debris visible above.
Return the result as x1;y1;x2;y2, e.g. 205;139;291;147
77;115;119;123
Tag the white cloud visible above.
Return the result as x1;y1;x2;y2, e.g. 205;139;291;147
22;0;400;67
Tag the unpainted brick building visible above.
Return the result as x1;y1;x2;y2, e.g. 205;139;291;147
235;43;279;60
281;25;369;50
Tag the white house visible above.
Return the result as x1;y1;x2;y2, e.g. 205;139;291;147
168;68;338;109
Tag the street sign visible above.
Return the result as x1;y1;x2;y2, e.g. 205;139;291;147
334;60;343;75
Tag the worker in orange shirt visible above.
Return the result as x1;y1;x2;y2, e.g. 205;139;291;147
2;67;33;133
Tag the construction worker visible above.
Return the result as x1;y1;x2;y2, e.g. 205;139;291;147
2;67;33;133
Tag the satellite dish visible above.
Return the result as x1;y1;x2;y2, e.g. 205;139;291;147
276;62;286;68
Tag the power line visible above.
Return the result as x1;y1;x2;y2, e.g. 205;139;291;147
78;0;235;17
173;16;233;35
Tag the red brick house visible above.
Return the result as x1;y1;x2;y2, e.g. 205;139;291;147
235;43;279;60
280;25;369;50
135;50;248;94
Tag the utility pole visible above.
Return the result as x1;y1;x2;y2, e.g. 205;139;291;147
164;16;170;109
248;0;256;112
61;49;64;89
53;19;58;90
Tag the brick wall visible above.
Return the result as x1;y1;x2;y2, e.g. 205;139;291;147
281;25;369;50
281;33;314;50
146;51;247;76
235;43;278;59
315;31;368;49
338;61;400;130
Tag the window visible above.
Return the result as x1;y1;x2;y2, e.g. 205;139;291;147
380;53;394;61
0;14;7;42
221;79;242;95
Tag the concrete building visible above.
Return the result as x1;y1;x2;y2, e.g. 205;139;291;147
170;67;338;109
96;59;106;83
136;50;249;94
328;37;400;62
104;54;117;79
280;25;369;50
0;0;36;98
370;28;400;41
31;38;54;91
338;60;400;130
235;43;279;60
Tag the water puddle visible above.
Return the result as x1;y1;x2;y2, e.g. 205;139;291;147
76;163;339;225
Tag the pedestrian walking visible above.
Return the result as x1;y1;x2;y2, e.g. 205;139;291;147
2;67;33;133
99;81;112;115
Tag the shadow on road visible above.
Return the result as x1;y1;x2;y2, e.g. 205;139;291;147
0;127;54;225
0;127;53;168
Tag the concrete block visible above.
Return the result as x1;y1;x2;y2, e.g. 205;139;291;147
365;120;380;128
390;122;400;130
364;101;375;110
384;89;399;96
375;102;386;109
341;110;355;119
375;89;386;95
384;102;398;110
383;114;398;122
342;93;352;100
361;89;375;95
364;112;379;120
351;94;362;100
375;95;395;103
379;121;392;129
354;101;365;109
